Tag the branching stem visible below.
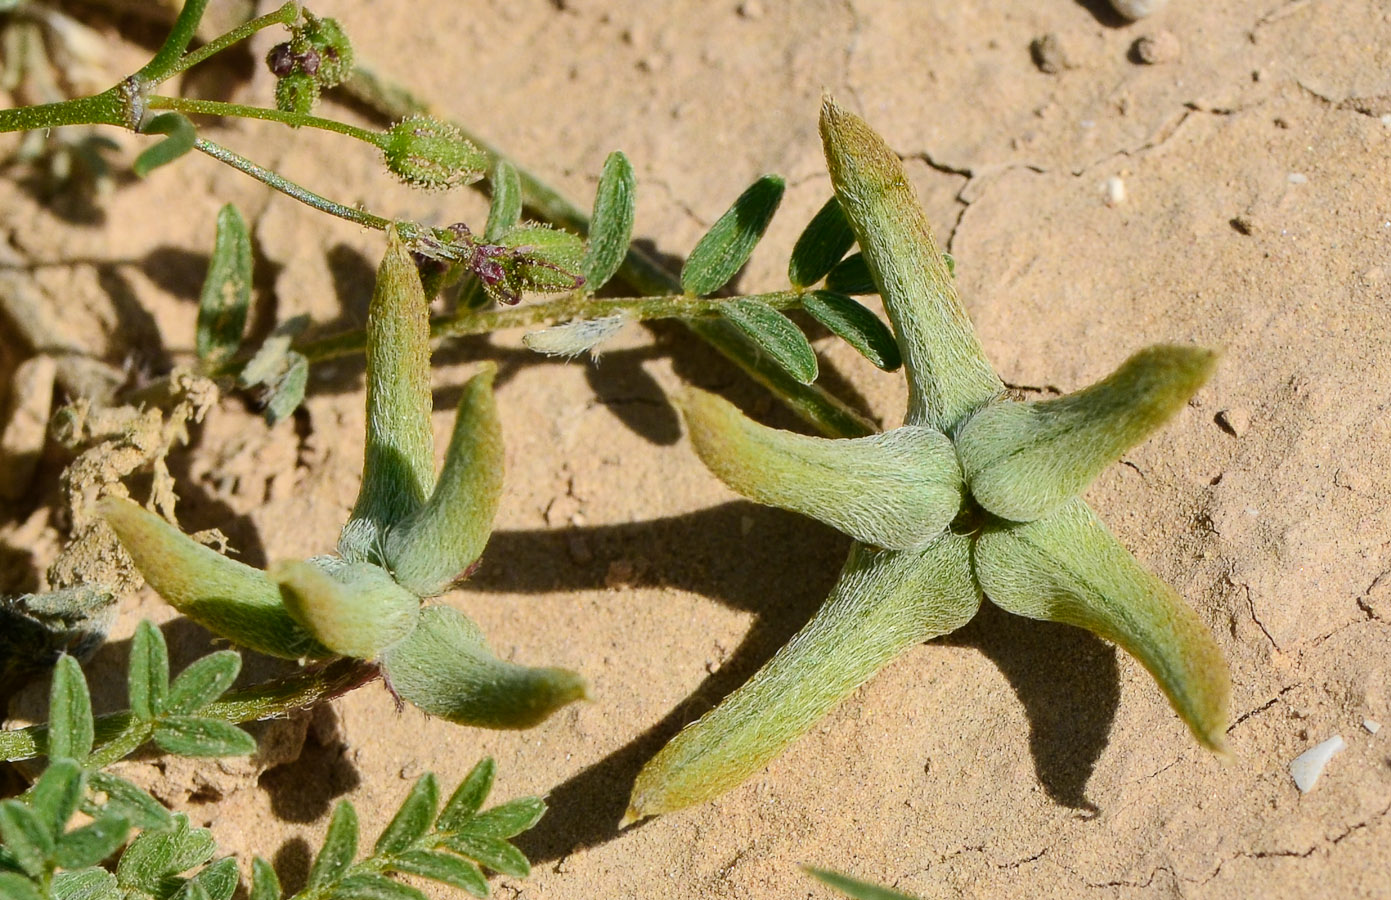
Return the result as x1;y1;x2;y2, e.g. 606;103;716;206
0;658;377;763
150;96;385;147
154;2;300;83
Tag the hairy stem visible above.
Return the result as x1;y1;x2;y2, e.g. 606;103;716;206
275;291;807;368
0;89;126;132
156;2;300;82
150;97;386;147
339;68;875;439
0;658;377;763
192;137;394;231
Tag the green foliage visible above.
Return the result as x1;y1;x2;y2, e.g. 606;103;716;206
788;197;855;289
805;867;922;900
133;113;196;178
626;98;1231;821
583;151;637;292
1;632;544;900
719;298;818;385
681;175;785;298
195;205;252;368
103;236;584;731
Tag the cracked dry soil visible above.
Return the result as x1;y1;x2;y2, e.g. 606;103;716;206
2;0;1390;898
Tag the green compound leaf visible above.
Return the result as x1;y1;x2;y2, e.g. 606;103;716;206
583;150;636;292
48;656;94;763
165;651;241;715
272;559;419;659
801;290;901;372
182;859;239;900
333;874;425;900
438;835;529;879
133;113;196;178
383;365;504;598
679;388;960;550
128;621;170;721
437;759;495;832
248;858;281;900
821;99;1002;432
99;498;327;661
719;298;818;385
388;851;486;898
51;867;119;900
956;345;1217;522
152;717;256;758
307;801;358;891
196;204;252;367
459;797;545;840
974;499;1231;753
380;607;587;730
85;773;170;830
54;816;129;870
483;159;522;242
28;758;85;837
628;533;981;821
805;867;922;900
0;873;43;900
0;800;53;877
373;773;439;855
116;814;215;897
788;196;856;288
681;175;785;297
823;253;876;296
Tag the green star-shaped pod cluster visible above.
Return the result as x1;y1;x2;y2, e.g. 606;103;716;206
101;233;586;730
626;99;1230;821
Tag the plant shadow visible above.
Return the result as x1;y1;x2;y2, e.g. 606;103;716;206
464;503;1120;863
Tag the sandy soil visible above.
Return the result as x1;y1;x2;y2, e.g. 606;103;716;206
3;0;1390;898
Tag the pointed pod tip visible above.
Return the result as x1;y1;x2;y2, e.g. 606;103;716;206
618;808;644;829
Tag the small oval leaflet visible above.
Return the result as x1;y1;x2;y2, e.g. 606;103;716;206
801;290;901;371
133;112;196;178
681;175;785;297
824;252;877;296
788;196;855;288
719;298;818;385
195;204;251;367
583;151;636;292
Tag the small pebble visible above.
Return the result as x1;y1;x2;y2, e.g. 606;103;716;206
1030;33;1073;74
1290;735;1345;793
1216;407;1250;437
1287;172;1308;184
737;0;764;19
1133;29;1181;64
1110;0;1169;20
1366;720;1382;734
1103;175;1126;206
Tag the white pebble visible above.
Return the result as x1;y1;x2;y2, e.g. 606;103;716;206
1365;720;1382;734
1289;735;1345;793
1110;0;1169;20
1104;176;1126;206
1287;172;1308;185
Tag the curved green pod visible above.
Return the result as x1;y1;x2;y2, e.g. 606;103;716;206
385;366;504;598
974;499;1230;752
340;232;436;565
627;532;981;822
957;346;1216;522
101;497;329;660
381;606;588;730
679;387;962;550
819;98;1002;432
272;559;419;659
